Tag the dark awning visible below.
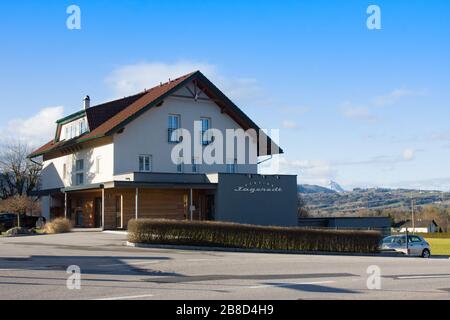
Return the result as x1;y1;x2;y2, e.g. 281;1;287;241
61;183;104;193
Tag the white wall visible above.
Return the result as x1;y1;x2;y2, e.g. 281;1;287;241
41;82;260;191
41;142;114;190
113;86;258;175
399;227;430;233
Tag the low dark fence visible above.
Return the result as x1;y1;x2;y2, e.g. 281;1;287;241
128;219;382;253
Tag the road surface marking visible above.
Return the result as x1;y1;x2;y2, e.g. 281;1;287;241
248;280;336;289
185;259;219;262
397;275;450;280
93;294;154;300
99;261;161;267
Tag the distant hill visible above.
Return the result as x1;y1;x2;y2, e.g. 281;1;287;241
328;181;346;193
298;184;337;194
299;185;450;214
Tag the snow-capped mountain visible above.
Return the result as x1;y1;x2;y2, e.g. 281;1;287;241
328;181;346;193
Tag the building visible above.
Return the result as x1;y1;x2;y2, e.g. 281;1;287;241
398;219;440;233
29;71;298;229
298;217;392;236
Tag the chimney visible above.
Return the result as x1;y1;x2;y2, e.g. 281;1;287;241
83;95;91;110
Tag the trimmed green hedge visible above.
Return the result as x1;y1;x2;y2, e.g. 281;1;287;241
128;219;382;253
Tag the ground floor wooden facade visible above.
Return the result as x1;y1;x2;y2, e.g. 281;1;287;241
49;187;216;230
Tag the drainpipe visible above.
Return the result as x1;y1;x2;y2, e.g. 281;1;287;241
135;188;139;220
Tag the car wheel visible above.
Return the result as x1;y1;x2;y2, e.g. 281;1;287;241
421;249;431;258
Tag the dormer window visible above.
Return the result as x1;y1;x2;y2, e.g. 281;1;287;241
61;117;89;141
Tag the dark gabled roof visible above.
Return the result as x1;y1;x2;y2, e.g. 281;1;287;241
29;71;282;158
400;219;438;228
86;91;148;131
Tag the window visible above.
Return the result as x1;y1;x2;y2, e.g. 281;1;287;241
139;155;152;172
76;159;84;171
409;236;422;243
71;125;77;139
226;159;237;174
168;114;181;143
80;119;87;135
75;159;84;185
200;117;212;145
95;157;102;174
192;157;199;173
76;173;84;185
63;164;67;180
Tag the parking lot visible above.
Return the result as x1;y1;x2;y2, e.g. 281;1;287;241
0;230;449;300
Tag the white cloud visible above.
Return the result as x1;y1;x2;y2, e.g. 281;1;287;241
281;120;300;130
281;106;309;115
260;156;337;186
339;88;427;122
339;102;378;122
431;130;450;142
385;177;450;192
402;148;416;161
373;88;427;106
334;149;419;168
0;106;64;147
105;61;262;103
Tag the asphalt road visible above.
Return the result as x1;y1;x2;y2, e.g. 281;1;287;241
0;230;449;300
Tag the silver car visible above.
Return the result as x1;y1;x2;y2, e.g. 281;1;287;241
379;235;431;258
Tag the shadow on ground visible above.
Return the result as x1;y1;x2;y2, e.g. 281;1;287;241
0;255;178;277
260;282;359;294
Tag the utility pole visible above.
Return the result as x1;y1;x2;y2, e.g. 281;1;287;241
411;197;415;234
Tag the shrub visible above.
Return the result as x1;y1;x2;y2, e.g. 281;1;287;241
44;218;72;234
128;219;382;253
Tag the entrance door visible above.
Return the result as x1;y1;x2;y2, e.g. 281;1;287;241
115;195;123;229
94;198;102;228
205;195;215;221
76;210;83;227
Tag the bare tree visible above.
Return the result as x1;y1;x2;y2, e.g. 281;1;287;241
0;195;41;215
0;141;41;199
298;194;310;219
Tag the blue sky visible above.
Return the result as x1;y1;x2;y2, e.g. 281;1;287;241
0;0;449;190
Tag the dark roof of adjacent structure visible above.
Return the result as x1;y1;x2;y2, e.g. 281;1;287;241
29;71;283;158
398;219;438;228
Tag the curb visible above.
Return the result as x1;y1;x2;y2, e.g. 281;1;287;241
103;230;128;236
126;241;405;258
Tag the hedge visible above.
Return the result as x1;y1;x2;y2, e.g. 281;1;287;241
128;219;382;253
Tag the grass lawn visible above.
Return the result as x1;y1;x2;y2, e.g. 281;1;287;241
425;238;450;255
